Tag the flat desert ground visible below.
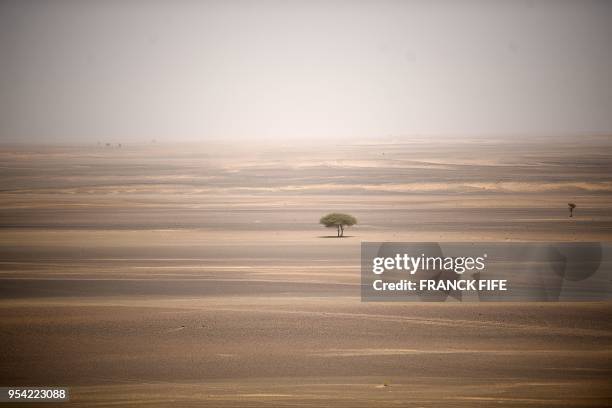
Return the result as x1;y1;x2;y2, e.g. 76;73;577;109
1;136;611;407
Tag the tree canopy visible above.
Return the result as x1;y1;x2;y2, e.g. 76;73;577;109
320;213;357;237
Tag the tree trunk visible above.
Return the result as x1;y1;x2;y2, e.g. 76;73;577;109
337;225;341;237
569;209;573;217
340;225;344;237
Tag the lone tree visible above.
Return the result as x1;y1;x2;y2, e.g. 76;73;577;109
320;213;357;237
568;203;576;218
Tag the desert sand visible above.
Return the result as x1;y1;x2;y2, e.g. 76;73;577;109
1;136;611;406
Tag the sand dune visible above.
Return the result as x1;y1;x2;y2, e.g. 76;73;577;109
0;138;611;406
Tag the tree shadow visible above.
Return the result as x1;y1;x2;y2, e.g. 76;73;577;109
317;235;355;238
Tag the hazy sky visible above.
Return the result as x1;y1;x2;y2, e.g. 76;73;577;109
1;0;611;143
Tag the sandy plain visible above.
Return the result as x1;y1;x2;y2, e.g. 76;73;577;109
1;136;611;406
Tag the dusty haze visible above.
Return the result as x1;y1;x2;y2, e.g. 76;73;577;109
1;0;612;143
